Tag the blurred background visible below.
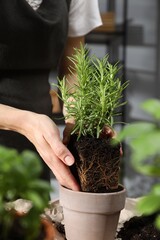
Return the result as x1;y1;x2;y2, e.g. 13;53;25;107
50;0;160;199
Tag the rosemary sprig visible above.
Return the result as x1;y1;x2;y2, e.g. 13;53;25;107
57;45;128;139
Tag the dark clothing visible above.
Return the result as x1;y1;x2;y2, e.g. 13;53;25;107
0;0;71;70
0;0;71;181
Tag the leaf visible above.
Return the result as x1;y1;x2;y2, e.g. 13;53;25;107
155;214;160;230
21;150;42;176
151;184;160;196
137;195;160;215
141;99;160;120
131;130;160;162
28;180;52;192
25;191;46;210
133;165;160;177
117;122;155;142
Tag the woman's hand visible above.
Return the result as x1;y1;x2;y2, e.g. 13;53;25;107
0;104;80;191
22;112;80;191
100;125;123;156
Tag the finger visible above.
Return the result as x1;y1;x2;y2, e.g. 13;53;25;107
42;127;75;166
37;144;80;191
49;137;74;166
100;125;115;138
51;162;80;191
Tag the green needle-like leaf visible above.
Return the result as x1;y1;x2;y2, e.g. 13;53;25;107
56;44;128;139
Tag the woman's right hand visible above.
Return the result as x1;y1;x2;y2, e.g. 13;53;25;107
21;111;80;191
0;104;80;191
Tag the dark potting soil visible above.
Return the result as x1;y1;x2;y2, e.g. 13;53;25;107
68;134;121;193
117;214;160;240
54;222;67;240
55;222;65;235
54;215;160;240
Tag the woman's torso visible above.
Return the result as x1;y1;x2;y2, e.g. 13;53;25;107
0;0;70;156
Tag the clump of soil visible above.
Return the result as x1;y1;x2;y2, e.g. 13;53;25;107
68;134;121;193
54;222;67;240
117;214;160;240
54;222;65;235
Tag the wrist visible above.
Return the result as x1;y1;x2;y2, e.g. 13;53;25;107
0;104;35;135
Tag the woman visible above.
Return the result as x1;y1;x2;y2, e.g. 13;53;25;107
0;0;102;190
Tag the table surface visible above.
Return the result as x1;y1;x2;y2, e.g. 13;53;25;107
10;197;140;240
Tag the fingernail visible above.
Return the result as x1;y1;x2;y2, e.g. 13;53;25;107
65;156;74;166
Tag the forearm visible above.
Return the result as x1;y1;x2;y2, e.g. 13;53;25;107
59;36;84;116
0;104;79;190
59;36;84;83
0;104;47;144
0;104;30;134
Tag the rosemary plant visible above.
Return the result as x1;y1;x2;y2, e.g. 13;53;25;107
58;45;128;139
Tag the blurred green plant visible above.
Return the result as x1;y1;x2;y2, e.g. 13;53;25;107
118;98;160;229
0;146;52;240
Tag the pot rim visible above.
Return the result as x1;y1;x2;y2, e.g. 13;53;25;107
60;184;126;196
60;184;126;213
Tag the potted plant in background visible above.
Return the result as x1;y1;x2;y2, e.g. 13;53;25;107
0;145;55;240
117;98;160;239
56;45;128;240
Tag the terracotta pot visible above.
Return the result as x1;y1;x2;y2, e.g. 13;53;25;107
60;185;126;240
2;211;55;240
41;217;55;240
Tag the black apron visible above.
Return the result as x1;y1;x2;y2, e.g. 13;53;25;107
0;0;71;181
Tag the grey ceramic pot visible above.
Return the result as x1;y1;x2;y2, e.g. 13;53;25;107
60;185;126;240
